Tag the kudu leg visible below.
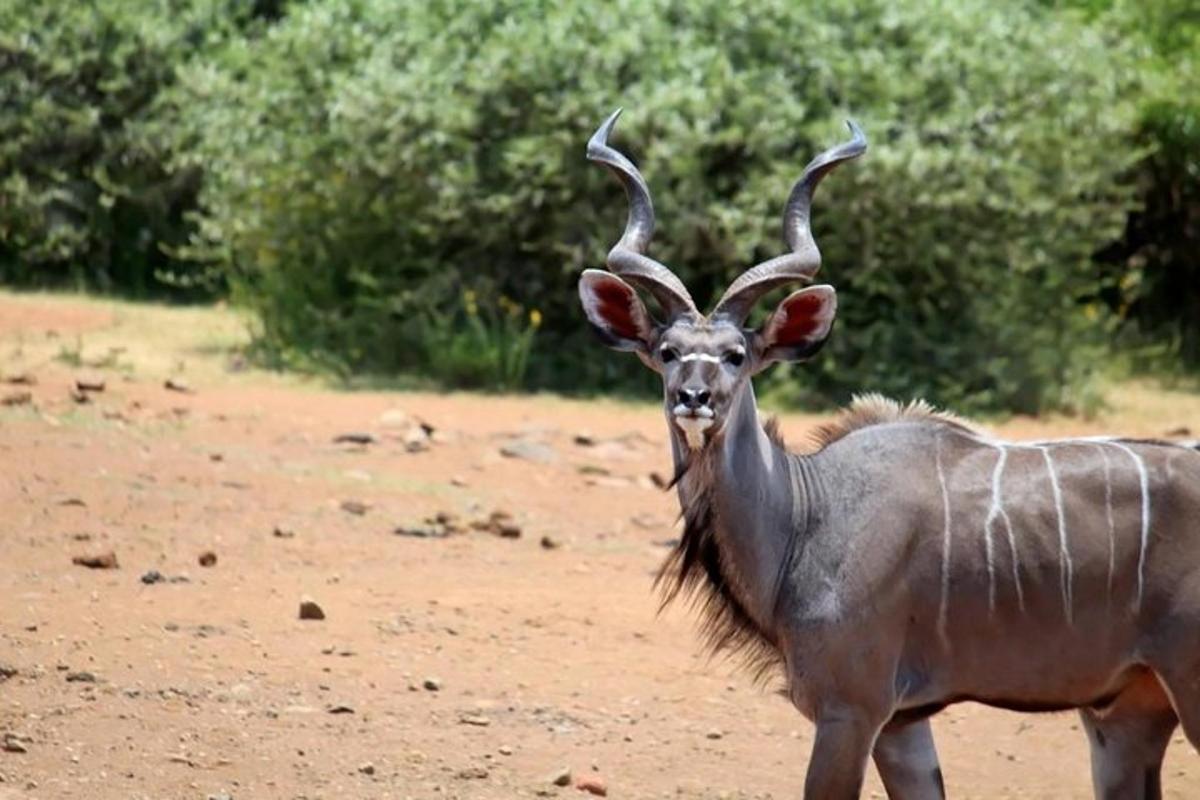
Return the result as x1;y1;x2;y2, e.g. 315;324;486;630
1080;673;1177;800
803;712;882;800
872;717;946;800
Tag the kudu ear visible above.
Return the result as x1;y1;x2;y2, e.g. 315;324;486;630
757;285;837;364
578;269;656;354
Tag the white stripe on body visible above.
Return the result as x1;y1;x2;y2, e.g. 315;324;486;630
985;445;1024;613
1038;446;1074;625
1092;443;1117;601
1106;441;1151;609
936;435;953;647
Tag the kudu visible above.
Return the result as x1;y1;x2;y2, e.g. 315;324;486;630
577;109;1200;799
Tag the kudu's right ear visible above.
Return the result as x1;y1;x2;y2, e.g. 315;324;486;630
756;285;838;364
578;269;656;354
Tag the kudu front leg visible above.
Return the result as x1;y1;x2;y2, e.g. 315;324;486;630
803;710;883;800
872;717;946;800
1079;675;1178;800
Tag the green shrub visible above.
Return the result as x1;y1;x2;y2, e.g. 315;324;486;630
0;0;272;296
176;0;1143;413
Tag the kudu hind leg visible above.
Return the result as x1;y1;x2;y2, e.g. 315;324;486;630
872;717;945;800
1080;674;1177;800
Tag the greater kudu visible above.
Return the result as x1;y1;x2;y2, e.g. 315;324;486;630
577;109;1200;799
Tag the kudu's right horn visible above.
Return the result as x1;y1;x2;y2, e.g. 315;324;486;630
588;109;699;321
711;120;866;325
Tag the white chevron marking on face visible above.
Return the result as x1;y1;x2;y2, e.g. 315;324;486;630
1039;446;1073;625
1107;441;1151;609
678;353;721;364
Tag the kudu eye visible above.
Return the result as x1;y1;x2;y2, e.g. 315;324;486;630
723;349;745;367
660;346;678;364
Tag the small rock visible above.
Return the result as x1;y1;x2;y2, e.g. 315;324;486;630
358;762;376;776
1165;426;1192;437
74;375;106;393
1;390;32;407
2;733;29;754
206;794;234;800
573;433;597;447
576;775;608;796
422;677;441;692
450;475;469;487
394;524;448;539
550;767;572;787
163;377;192;393
402;424;433;453
198;551;217;568
459;714;491;727
333;432;375;445
498;745;513;756
648;471;669;490
0;664;17;681
540;535;560;550
3;372;35;385
65;671;97;683
706;728;723;740
299;597;326;621
72;551;118;570
457;766;489;780
140;570;165;585
340;500;370;516
499;438;558;463
70;388;91;404
327;704;354;714
272;526;295;539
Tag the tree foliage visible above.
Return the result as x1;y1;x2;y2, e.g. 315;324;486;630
173;0;1142;413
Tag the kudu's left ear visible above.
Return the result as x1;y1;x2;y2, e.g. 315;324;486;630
757;285;837;364
578;269;656;354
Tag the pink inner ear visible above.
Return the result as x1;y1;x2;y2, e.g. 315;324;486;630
774;291;829;344
593;279;642;340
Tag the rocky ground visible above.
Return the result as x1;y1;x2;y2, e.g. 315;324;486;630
1;292;1198;799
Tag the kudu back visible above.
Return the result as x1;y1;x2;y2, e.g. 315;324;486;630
577;109;1200;800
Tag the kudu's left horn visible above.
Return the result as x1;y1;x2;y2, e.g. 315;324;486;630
588;109;699;320
711;120;866;325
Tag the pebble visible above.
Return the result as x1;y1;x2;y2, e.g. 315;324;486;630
550;767;572;787
340;500;370;516
72;551;118;569
499;438;558;463
163;377;192;393
706;728;723;740
75;376;106;393
1;390;32;407
2;733;29;754
498;745;513;756
333;432;375;445
539;535;560;550
272;526;295;539
457;766;489;780
198;551;217;567
65;671;97;683
459;714;491;727
422;677;441;692
298;597;326;621
576;775;608;796
141;570;165;585
358;762;376;776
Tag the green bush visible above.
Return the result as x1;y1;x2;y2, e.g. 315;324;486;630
174;0;1143;413
0;0;273;296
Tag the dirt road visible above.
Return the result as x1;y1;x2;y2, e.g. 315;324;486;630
1;293;1197;798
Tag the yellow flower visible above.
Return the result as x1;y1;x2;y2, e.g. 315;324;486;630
529;308;543;328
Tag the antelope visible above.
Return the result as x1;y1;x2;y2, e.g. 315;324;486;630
577;109;1200;800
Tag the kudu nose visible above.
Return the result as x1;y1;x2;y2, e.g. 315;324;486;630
677;388;711;410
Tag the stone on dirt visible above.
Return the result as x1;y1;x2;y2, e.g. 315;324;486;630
1;390;32;407
2;733;29;754
457;766;489;780
163;377;192;393
333;432;376;445
298;597;326;621
459;713;491;727
65;671;96;683
72;551;118;569
422;677;441;692
358;762;376;776
272;526;295;539
340;500;370;516
198;551;217;567
141;570;165;585
74;375;106;393
550;768;572;787
540;535;560;550
576;775;608;796
499;438;558;463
